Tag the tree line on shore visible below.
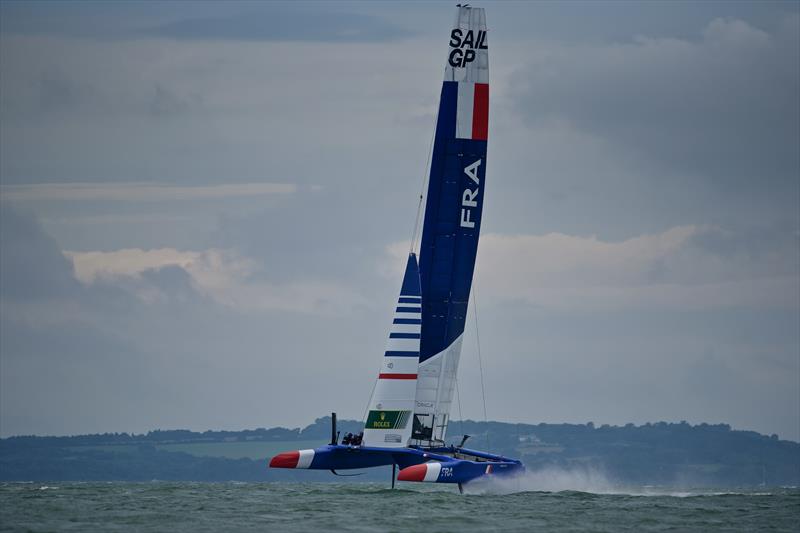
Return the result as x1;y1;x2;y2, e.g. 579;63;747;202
1;418;797;486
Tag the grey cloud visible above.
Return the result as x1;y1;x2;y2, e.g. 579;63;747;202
472;305;799;440
37;73;85;112
0;205;79;300
0;208;157;435
0;206;171;314
143;9;411;43
482;13;798;242
486;1;799;45
0;1;410;43
1;2;797;441
213;185;415;284
0;318;153;436
3;1;793;46
0;183;297;202
139;264;195;294
0;208;394;437
113;264;205;308
674;224;800;284
510;16;799;191
687;222;799;262
149;84;199;117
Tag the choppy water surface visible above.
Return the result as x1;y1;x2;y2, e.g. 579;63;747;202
1;482;798;532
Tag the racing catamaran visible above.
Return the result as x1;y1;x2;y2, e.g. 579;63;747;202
269;5;523;491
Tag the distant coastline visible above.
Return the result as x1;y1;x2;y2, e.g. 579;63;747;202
2;417;797;486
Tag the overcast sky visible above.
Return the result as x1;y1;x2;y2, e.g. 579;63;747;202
1;1;798;441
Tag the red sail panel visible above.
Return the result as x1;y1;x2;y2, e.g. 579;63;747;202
472;83;489;140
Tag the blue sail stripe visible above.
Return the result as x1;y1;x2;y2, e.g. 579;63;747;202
384;351;420;357
395;307;421;313
393;318;422;325
389;332;421;339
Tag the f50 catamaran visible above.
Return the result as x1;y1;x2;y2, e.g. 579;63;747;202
269;5;523;491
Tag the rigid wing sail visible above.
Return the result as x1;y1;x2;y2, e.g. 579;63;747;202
269;5;523;490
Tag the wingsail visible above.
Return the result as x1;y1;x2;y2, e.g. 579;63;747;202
413;6;489;445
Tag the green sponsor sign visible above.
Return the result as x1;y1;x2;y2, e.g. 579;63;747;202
365;410;411;430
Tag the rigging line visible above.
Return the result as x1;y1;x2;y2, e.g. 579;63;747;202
361;370;380;424
409;95;439;255
409;193;424;255
471;282;490;453
454;375;464;443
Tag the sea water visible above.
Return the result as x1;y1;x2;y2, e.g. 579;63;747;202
1;482;798;532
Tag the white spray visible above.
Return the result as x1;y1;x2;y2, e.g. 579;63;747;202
467;465;616;495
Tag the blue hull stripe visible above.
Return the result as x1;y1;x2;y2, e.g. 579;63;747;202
389;332;421;339
396;307;421;313
393;318;422;325
384;351;420;357
398;297;421;303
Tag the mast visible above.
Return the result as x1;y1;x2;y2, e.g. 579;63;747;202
413;6;489;445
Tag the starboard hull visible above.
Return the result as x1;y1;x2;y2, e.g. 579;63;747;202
396;459;522;484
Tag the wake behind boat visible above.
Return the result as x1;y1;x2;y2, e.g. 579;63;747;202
269;5;523;491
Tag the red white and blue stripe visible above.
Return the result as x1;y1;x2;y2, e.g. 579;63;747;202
456;82;489;141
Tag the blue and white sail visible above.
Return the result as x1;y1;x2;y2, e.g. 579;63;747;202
413;5;489;445
362;254;421;447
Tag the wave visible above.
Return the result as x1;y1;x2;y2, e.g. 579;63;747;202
465;467;785;497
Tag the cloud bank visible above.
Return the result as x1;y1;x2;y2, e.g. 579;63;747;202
1;3;797;440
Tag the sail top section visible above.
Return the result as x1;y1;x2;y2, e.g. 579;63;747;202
444;6;488;84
